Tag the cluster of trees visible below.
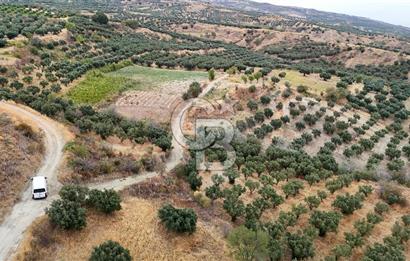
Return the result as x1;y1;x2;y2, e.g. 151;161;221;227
0;82;172;151
264;42;341;60
46;185;121;230
362;216;410;261
0;6;64;42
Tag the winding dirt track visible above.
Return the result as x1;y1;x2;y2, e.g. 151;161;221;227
0;101;68;261
0;76;227;260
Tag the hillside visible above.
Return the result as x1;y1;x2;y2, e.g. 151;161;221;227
204;0;410;37
0;1;408;261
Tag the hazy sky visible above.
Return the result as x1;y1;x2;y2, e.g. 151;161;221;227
253;0;410;27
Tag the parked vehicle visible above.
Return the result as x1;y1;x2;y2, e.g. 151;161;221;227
31;176;47;199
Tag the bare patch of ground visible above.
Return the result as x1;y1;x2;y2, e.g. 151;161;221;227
114;90;182;123
134;27;173;41
36;28;71;42
331;47;405;68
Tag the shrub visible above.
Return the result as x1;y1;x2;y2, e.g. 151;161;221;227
87;189;122;214
193;191;211;208
332;244;352;260
358;185;373;197
46;199;86;230
0;38;7;48
260;95;271;105
402;215;410;226
89;240;131;261
374;201;390;214
158;204;197;234
367;213;383;225
345;232;364;248
248;85;256;93
183;82;201;99
354;219;374;236
208;68;215;81
59;185;89;205
379;183;407;206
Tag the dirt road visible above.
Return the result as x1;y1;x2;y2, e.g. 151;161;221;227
0;75;227;260
0;101;69;261
88;75;228;191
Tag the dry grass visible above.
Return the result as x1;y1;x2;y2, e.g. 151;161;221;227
15;197;231;261
271;69;339;97
0;113;44;222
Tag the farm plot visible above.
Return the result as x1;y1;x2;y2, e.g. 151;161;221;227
67;65;207;105
114;91;181;123
204;69;410;179
271;69;340;97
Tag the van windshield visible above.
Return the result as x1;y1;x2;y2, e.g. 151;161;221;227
33;188;46;193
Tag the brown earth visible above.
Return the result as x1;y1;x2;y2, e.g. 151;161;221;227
170;22;407;66
0;113;44;222
15;175;232;261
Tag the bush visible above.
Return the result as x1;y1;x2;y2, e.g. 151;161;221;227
158;204;197;234
87;189;122;214
0;38;7;48
46;199;86;230
379;183;407;206
208;68;215;81
89;240;131;261
59;185;89;205
182;82;201;99
402;215;410;226
374;201;390;214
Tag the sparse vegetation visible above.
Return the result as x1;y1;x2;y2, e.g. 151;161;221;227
2;1;410;261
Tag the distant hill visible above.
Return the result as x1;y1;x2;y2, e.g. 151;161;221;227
203;0;410;38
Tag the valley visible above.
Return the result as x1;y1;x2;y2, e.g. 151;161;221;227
0;1;408;261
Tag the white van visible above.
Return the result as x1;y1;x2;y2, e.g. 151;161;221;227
32;176;48;199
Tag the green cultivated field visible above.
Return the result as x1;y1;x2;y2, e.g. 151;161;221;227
67;65;207;104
